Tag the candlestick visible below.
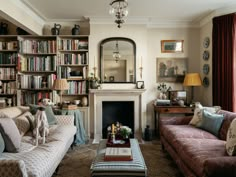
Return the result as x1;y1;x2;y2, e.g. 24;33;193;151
112;124;115;134
94;56;96;67
141;56;142;67
139;57;143;79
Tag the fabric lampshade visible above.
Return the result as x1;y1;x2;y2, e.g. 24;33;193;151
52;79;69;91
183;73;202;86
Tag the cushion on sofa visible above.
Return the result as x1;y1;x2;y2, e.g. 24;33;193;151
26;114;35;131
0;118;21;152
13;111;32;136
196;110;224;137
189;102;221;126
0;132;5;155
29;104;57;125
0;112;8;118
226;118;236;156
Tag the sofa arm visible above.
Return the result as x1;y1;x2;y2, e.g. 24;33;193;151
204;157;236;177
55;115;74;126
0;159;28;177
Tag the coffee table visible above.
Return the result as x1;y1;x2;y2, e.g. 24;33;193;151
90;139;147;177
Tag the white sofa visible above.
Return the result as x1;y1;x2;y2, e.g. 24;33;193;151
0;106;76;177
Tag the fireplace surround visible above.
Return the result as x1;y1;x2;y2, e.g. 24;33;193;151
90;89;145;143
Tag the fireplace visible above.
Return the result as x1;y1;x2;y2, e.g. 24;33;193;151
102;101;134;139
90;89;145;143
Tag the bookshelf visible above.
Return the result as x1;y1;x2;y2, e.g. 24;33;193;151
17;35;57;106
0;35;18;108
57;35;89;106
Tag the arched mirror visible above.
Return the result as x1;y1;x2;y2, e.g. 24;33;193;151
100;37;136;83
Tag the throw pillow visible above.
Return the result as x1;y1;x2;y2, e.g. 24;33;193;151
0;112;8;118
0;132;5;155
29;104;57;125
13;111;32;136
226;118;236;156
189;102;221;126
26;114;36;131
0;118;21;152
196;110;224;136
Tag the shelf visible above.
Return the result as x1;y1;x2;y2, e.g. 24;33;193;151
20;88;52;91
0;79;16;81
62;94;88;96
67;78;85;81
0;94;16;96
19;71;56;74
59;64;88;67
0;50;18;52
0;64;17;67
19;53;57;55
58;49;88;53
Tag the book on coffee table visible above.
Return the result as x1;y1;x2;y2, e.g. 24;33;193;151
104;147;133;161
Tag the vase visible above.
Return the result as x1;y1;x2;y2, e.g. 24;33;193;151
90;81;98;89
81;96;88;107
162;93;167;100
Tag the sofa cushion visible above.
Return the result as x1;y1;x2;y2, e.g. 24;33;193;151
173;138;226;177
189;102;221;126
0;132;5;155
29;104;57;125
226;118;236;156
13;111;32;136
26;114;35;131
196;110;224;137
0;118;21;152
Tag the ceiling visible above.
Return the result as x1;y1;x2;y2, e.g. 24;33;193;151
20;0;236;27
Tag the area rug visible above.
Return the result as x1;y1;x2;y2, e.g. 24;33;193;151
53;140;183;177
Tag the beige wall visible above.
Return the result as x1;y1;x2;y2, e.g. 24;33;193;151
90;24;200;130
199;21;213;106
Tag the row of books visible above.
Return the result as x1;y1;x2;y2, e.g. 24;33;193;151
0;41;18;50
0;68;16;80
20;56;57;72
0;53;18;64
19;40;57;54
20;91;53;106
58;39;88;50
66;81;87;95
18;74;56;89
57;66;87;79
0;81;16;94
58;52;88;65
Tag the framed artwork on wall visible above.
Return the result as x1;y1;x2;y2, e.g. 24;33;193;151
156;57;187;83
161;40;184;53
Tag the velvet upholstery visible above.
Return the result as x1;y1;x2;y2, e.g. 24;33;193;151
160;110;236;177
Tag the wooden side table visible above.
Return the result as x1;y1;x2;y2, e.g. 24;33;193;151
153;104;194;136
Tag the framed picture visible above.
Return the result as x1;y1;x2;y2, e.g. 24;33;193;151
156;57;187;82
136;81;144;89
161;40;184;53
169;90;187;105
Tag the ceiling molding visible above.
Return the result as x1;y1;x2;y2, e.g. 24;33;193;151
10;0;45;25
199;3;236;27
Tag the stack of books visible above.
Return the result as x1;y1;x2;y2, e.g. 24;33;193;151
62;104;78;110
104;147;132;161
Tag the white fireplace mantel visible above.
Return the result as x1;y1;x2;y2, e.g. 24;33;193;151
89;89;146;143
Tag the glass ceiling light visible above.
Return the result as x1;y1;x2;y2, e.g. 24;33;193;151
113;41;121;63
109;0;128;28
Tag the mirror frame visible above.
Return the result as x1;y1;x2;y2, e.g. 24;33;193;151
99;37;136;83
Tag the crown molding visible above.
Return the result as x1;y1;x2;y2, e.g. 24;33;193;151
10;0;45;25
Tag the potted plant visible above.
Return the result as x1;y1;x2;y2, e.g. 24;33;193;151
87;73;100;89
157;83;171;99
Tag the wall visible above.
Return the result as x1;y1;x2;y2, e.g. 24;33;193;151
199;21;213;106
90;24;200;130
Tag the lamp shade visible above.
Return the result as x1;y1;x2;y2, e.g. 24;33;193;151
52;79;69;91
183;73;202;86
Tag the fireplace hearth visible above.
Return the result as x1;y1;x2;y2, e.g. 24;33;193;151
102;101;134;138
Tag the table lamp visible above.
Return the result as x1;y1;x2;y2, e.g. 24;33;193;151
52;79;69;105
183;73;202;103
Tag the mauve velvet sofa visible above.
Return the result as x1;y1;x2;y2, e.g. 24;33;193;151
160;110;236;177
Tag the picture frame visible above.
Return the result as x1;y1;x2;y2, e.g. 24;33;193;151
136;81;144;89
156;57;187;83
161;40;184;53
169;90;187;105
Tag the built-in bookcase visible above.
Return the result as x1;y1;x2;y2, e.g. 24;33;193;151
17;35;57;106
0;35;18;108
57;35;89;105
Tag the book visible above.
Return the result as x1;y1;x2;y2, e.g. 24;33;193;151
104;147;132;161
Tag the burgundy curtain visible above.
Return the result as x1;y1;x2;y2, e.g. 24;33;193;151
212;13;236;111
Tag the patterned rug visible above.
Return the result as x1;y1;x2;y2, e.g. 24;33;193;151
53;140;184;177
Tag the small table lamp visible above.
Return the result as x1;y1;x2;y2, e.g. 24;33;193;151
52;79;69;105
183;73;202;103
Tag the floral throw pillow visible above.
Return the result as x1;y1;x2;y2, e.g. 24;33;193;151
226;118;236;156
